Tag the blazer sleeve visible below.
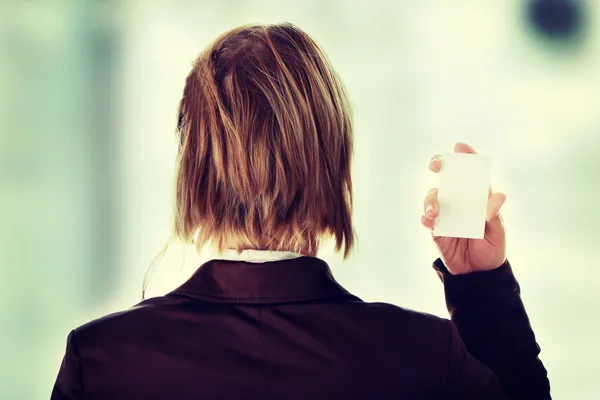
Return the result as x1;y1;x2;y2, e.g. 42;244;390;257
434;259;551;400
51;330;84;400
446;320;507;399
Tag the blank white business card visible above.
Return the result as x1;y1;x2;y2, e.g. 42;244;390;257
433;153;491;239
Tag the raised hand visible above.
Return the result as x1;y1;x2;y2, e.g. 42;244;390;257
421;143;507;275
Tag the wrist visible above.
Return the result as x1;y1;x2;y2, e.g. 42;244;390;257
437;257;507;276
433;258;517;294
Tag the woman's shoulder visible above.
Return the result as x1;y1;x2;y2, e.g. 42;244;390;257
70;294;198;348
347;300;450;330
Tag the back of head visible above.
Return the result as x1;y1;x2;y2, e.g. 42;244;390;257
175;23;354;257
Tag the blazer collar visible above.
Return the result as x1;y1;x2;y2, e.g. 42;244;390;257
169;256;357;304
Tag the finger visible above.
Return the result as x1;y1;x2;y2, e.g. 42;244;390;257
454;142;478;154
486;192;506;222
431;142;477;173
429;154;442;173
423;188;439;219
421;214;435;229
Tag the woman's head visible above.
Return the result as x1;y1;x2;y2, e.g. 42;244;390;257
174;23;354;257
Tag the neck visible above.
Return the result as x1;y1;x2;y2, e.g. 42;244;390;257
211;248;305;263
217;239;319;258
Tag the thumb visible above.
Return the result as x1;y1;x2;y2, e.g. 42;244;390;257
486;192;506;222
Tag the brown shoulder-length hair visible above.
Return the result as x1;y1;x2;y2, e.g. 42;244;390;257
174;23;354;257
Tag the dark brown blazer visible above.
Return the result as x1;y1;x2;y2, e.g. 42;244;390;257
51;257;550;399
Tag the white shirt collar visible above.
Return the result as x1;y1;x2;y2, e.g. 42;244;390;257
210;249;303;263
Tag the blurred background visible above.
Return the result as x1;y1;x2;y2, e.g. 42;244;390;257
1;0;599;398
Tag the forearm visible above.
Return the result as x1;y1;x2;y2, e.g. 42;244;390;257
434;259;551;400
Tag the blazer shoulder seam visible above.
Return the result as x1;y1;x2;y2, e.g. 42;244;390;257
71;329;86;398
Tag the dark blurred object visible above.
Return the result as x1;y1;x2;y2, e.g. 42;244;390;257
527;0;583;39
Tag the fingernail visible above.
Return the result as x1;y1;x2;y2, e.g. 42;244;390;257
425;205;435;217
